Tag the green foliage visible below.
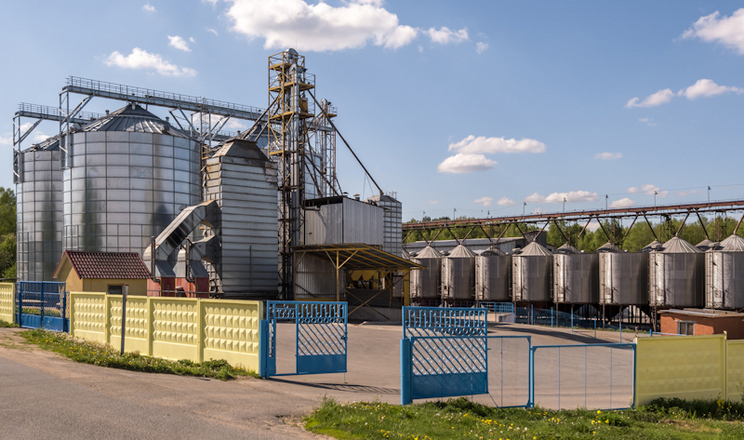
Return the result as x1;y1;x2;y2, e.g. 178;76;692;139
20;329;260;380
0;188;16;280
0;319;18;328
306;397;744;440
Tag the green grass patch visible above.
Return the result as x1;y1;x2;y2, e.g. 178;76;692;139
305;397;744;440
0;319;18;328
21;328;260;381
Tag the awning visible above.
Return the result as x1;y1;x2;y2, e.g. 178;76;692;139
293;243;424;272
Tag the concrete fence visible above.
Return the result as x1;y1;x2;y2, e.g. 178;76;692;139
635;334;744;405
0;282;14;324
70;292;263;372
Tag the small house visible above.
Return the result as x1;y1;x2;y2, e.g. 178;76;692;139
53;251;152;295
659;308;744;339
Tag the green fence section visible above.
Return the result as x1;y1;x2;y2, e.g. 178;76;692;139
70;292;262;371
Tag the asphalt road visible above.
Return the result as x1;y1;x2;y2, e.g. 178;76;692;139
0;321;637;439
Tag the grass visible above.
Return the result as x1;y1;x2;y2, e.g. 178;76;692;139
0;319;18;328
20;328;261;381
304;397;744;440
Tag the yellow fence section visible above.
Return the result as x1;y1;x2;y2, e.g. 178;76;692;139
0;282;14;324
70;292;263;372
726;340;744;401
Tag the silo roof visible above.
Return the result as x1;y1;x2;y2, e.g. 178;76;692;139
212;138;270;161
481;246;506;256
696;238;715;251
660;236;701;253
596;242;622;253
554;243;579;254
402;249;411;259
720;234;744;252
641;240;663;253
516;241;553;256
415;245;442;259
82;103;189;138
447;244;476;258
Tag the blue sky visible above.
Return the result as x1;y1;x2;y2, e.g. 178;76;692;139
2;1;744;222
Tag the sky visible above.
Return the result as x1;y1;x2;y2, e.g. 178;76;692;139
1;1;744;223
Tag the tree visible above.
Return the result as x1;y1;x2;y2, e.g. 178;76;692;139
0;188;16;280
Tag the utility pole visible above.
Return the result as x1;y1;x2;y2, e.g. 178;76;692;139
523;202;526;217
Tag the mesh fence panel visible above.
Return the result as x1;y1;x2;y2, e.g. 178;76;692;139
480;336;531;408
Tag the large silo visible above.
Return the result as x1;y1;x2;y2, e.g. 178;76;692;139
365;193;402;257
410;245;442;301
15;136;63;281
553;243;598;304
441;243;476;301
649;236;705;308
512;241;553;303
62;103;201;261
475;247;511;302
599;242;648;306
705;234;744;309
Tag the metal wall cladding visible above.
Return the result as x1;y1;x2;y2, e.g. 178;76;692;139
411;257;441;299
204;146;279;298
512;256;553;302
16;149;63;281
365;194;402;256
475;254;512;301
304;198;383;246
649;252;705;307
599;252;648;305
553;253;599;304
294;255;341;300
705;251;744;309
62;131;201;257
441;257;475;300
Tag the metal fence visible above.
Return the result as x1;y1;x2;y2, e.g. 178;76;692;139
16;281;68;331
531;343;636;410
484;335;531;408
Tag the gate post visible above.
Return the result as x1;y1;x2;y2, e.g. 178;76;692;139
259;319;269;379
401;338;412;405
529;346;535;408
40;282;45;329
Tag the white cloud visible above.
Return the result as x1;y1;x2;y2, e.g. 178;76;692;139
428;200;439;205
676;189;702;197
437;153;496;174
225;119;249;130
207;28;219;36
189;37;196;43
586;220;601;232
610;198;635;209
0;135;11;145
523;190;598;204
679;78;743;100
497;197;515;207
426;26;469;44
448;135;546;154
474;196;494;207
224;0;418;51
143;3;155;12
202;0;218;5
476;42;488;54
682;8;744;55
628;184;668;197
104;48;197;77
595;152;622;160
625;88;674;108
168;35;192;52
639;117;657;126
417;45;424;53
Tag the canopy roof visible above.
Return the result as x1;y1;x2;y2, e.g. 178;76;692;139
293;243;424;271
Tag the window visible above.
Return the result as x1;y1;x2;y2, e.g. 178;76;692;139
677;320;695;335
108;285;123;295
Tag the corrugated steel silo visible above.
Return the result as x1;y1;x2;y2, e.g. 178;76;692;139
599;242;648;305
62;104;201;261
553;243;598;304
410;245;442;300
512;241;553;302
705;234;744;309
441;244;476;300
15;136;63;281
649;236;704;308
475;247;511;302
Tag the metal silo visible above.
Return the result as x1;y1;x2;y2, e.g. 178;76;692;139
410;245;442;301
553;243;598;304
61;103;201;260
15;136;63;281
696;238;715;252
649;236;705;308
441;243;476;301
512;241;553;303
705;234;744;309
599;242;648;306
475;247;511;302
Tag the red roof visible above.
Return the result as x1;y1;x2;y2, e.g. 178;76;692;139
55;251;152;280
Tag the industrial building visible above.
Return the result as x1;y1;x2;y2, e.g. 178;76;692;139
13;49;419;306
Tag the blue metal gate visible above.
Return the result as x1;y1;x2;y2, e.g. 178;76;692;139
260;301;347;378
16;282;68;332
401;306;488;404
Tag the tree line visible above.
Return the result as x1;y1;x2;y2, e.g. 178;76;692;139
405;214;744;253
0;188;15;279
